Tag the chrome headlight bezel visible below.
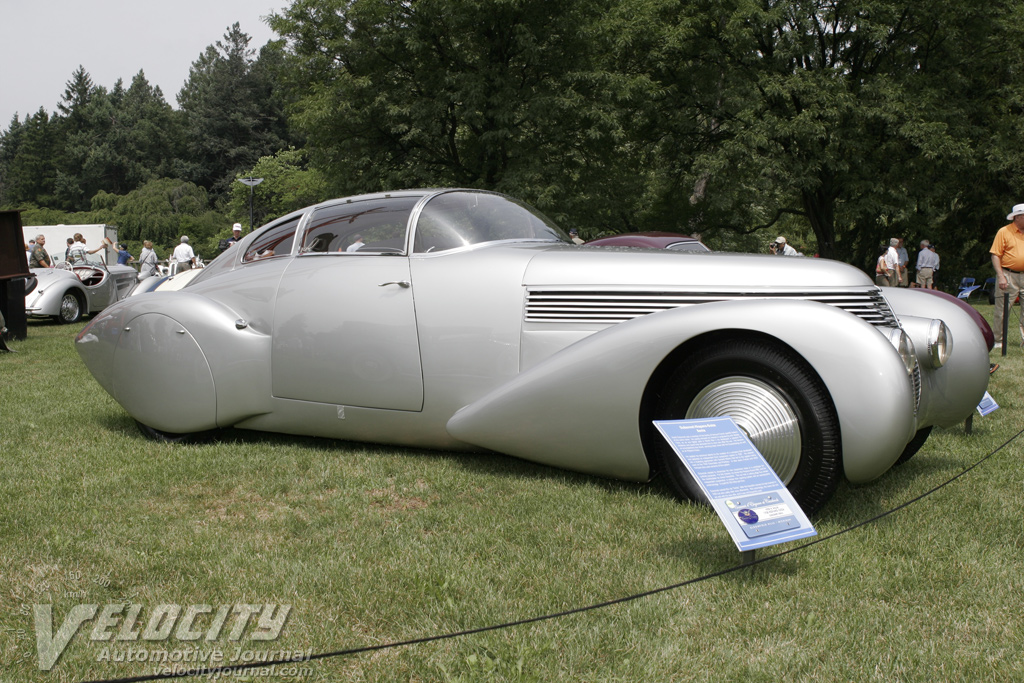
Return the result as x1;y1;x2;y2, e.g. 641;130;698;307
885;328;918;376
927;319;951;368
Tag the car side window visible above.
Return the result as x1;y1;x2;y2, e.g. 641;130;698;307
242;216;300;262
299;197;418;255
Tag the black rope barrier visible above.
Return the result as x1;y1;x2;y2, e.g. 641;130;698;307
80;425;1024;683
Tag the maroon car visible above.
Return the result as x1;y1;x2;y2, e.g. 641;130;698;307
585;231;709;252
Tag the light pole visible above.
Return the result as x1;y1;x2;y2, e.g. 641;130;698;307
237;177;264;231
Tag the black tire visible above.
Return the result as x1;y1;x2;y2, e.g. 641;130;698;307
894;426;932;466
54;291;83;324
648;338;842;515
136;420;217;444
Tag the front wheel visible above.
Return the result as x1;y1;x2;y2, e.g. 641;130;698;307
894;426;932;466
54;292;82;324
648;338;842;515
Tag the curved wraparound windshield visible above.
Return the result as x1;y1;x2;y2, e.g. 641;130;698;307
413;191;568;253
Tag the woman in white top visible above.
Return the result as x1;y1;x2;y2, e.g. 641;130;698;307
138;240;158;279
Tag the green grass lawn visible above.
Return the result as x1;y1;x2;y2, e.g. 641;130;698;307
1;310;1022;682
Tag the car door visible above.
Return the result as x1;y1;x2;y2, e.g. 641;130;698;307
270;197;424;411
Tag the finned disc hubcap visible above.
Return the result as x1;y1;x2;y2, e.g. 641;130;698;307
685;377;801;483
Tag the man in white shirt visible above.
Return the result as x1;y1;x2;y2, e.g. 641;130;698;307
346;235;365;252
884;238;902;286
915;239;939;289
173;236;196;272
773;236;800;256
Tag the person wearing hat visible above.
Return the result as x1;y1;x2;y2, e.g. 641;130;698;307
116;243;135;265
773;236;799;256
226;223;243;246
990;204;1024;347
172;235;196;273
569;228;584;245
915;239;938;289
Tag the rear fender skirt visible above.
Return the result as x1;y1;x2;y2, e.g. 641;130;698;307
76;292;273;432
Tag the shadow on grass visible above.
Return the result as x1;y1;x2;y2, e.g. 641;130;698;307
102;409;657;494
96;407;1001;570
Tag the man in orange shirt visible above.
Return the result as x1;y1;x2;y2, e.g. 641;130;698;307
990;203;1024;347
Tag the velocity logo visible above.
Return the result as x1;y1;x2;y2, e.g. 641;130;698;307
32;603;291;670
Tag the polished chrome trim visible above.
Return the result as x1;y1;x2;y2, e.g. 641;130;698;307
525;287;899;327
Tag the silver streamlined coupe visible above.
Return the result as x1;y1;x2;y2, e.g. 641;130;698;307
27;255;138;323
75;189;990;513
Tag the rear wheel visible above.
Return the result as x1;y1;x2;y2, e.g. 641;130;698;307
648;338;842;515
136;420;217;444
54;292;82;324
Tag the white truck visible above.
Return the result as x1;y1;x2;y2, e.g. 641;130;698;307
23;224;118;265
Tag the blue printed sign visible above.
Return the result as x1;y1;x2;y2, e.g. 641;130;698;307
976;391;998;417
654;417;816;551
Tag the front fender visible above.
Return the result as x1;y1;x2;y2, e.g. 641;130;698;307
447;300;915;484
883;288;990;428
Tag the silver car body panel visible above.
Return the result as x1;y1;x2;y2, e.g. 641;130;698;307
882;288;991;428
449;297;915;483
75;189;988;491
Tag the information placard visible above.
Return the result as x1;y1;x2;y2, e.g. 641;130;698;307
976;391;998;417
654;417;816;551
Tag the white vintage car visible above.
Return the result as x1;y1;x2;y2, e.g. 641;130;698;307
26;255;138;323
75;189;991;513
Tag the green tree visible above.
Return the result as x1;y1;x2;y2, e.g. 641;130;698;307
630;0;1023;269
103;178;227;252
0;109;61;208
96;72;185;193
177;23;293;199
269;0;636;231
227;148;327;230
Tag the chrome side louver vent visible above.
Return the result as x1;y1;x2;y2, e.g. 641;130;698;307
525;288;899;327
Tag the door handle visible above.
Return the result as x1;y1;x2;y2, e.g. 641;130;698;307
378;281;411;288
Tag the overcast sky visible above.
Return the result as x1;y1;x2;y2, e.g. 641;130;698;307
0;0;285;127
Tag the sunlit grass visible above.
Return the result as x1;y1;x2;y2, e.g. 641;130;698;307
1;309;1022;682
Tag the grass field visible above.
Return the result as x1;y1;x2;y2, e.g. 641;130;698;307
1;309;1022;682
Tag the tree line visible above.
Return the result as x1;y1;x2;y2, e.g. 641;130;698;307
3;0;1022;283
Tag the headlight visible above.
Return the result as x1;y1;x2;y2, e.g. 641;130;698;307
885;328;917;376
927;320;951;368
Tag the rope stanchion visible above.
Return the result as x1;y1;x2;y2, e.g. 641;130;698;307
79;426;1024;683
1002;290;1009;357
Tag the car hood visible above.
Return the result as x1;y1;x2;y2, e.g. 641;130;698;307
30;267;77;287
524;246;873;290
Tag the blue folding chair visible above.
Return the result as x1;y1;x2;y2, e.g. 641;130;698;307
957;277;980;300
